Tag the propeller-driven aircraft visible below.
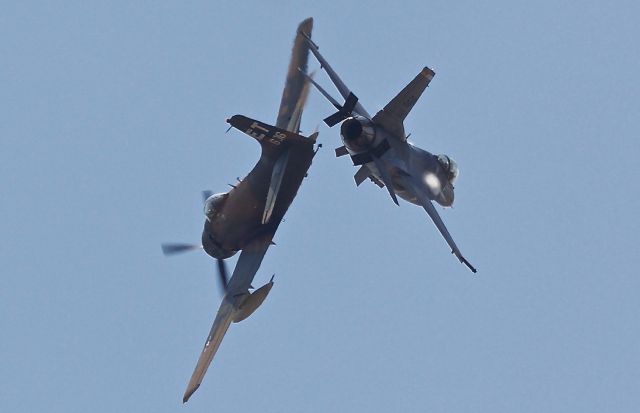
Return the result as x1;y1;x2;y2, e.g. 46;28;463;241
299;32;477;273
162;18;318;403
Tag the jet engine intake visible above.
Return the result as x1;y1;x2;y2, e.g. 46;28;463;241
340;116;376;152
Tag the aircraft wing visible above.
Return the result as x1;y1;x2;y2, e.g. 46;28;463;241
183;234;274;403
372;67;435;139
225;233;273;293
183;296;234;403
276;17;313;132
302;33;371;118
400;175;477;273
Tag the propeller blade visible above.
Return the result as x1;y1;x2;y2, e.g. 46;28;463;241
216;258;229;293
161;243;202;256
202;190;214;204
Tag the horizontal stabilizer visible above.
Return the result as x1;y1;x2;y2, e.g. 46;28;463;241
335;145;348;157
227;115;315;147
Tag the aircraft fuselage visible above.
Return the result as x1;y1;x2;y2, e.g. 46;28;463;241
201;140;315;260
386;141;455;208
340;118;456;208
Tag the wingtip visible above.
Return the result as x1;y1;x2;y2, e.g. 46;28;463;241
451;250;477;273
183;384;199;403
421;66;436;79
461;256;477;274
299;17;313;27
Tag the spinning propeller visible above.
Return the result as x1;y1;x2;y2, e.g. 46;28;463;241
161;243;202;255
161;243;229;294
161;191;229;294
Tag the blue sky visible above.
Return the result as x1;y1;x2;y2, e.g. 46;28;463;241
2;1;639;412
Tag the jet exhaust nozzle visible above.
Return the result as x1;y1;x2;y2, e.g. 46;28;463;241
340;116;376;152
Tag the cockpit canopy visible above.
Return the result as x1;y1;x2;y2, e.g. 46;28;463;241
437;154;459;183
204;193;227;220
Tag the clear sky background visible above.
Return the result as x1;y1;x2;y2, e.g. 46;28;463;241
2;1;639;412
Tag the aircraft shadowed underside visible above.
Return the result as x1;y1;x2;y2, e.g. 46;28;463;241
162;18;318;403
299;29;477;273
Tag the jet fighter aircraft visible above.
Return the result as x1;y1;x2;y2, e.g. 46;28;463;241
300;32;477;273
162;18;318;403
